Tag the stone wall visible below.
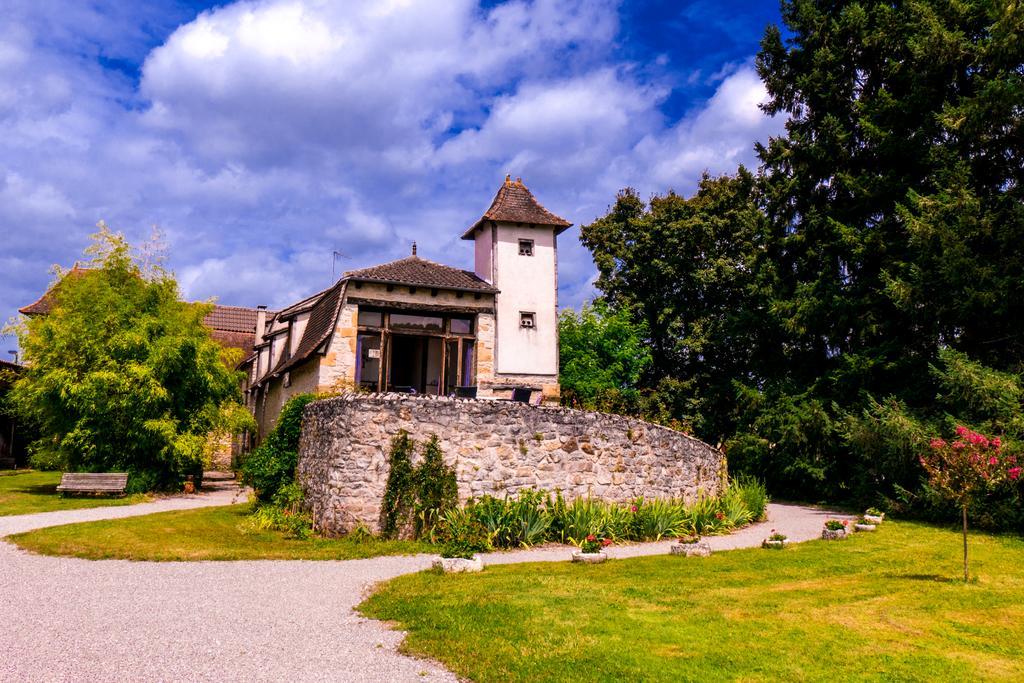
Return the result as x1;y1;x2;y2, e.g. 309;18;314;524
297;394;726;535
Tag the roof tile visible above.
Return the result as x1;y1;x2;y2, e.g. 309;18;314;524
462;176;571;238
344;256;497;293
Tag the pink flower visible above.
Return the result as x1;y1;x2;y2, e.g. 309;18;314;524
956;425;968;436
1008;455;1018;465
630;505;638;513
929;438;946;449
989;456;999;465
586;534;596;542
992;437;1002;449
1009;467;1021;481
842;520;848;526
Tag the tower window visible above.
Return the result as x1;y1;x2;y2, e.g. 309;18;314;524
520;311;536;329
518;239;534;256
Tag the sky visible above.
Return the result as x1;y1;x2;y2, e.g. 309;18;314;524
0;0;786;354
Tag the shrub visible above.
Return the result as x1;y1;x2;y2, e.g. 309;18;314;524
730;475;769;521
240;393;317;502
468;489;552;548
414;435;458;538
380;430;416;538
629;498;685;541
436;507;491;559
824;519;847;531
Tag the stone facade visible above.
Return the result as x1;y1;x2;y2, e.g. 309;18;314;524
297;394;726;535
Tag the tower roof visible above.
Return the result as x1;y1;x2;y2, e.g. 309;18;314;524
461;176;572;239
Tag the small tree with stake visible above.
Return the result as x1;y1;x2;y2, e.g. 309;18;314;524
920;427;1020;582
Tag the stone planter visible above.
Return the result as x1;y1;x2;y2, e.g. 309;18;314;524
433;556;484;573
671;541;712;557
571;551;608;564
863;514;884;525
762;538;789;550
854;523;877;532
821;528;847;541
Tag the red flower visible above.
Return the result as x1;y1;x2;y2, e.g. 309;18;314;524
602;538;612;547
992;437;1002;450
586;534;596;542
989;456;999;466
929;438;946;449
630;505;638;513
842;520;848;526
715;512;725;521
1009;467;1022;481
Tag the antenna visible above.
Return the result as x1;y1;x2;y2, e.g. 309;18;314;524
332;249;350;281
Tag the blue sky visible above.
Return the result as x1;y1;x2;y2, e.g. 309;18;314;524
0;0;785;353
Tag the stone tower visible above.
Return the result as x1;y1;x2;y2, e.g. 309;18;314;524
462;176;571;401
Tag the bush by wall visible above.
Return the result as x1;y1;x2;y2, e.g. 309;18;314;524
240;393;317;503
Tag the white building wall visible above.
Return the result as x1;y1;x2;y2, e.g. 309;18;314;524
491;221;558;376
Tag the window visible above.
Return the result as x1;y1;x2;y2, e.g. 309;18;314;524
518;239;534;256
357;309;383;327
449;317;473;335
389;313;443;333
520;311;536;329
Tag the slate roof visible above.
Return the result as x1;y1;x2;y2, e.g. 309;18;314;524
344;256;498;293
462;176;571;239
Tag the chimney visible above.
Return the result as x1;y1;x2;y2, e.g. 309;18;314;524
255;305;267;344
411;241;417;256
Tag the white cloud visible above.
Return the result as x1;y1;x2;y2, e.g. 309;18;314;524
0;0;785;334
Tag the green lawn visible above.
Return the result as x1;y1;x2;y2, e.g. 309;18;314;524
0;470;150;516
7;503;434;560
361;522;1024;682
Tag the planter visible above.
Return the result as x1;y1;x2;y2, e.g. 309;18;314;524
762;539;789;550
821;528;847;541
571;551;608;564
863;514;884;525
433;556;483;573
671;541;712;557
854;523;877;532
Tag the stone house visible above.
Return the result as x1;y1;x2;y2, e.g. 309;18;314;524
244;176;571;438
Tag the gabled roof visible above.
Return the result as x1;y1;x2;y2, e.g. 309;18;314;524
344;255;498;293
263;280;348;381
462;176;571;239
18;266;91;315
204;305;271;334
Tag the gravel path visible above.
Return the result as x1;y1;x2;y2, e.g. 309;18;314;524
0;496;852;682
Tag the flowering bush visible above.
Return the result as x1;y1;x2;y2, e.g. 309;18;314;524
920;426;1017;581
677;534;700;544
767;530;787;542
579;534;612;554
824;519;848;531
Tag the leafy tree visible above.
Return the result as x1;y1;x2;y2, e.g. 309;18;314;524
579;169;779;439
575;1;1024;517
9;226;243;491
558;300;652;404
920;426;1017;581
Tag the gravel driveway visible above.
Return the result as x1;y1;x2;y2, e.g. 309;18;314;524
0;491;851;682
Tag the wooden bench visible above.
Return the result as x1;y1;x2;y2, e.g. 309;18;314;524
56;472;129;497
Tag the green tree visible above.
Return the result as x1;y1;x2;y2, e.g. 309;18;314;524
558;300;652;404
9;226;243;491
579;169;779;439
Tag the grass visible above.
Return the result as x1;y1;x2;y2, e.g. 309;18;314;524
7;503;434;561
0;469;149;516
360;522;1024;682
